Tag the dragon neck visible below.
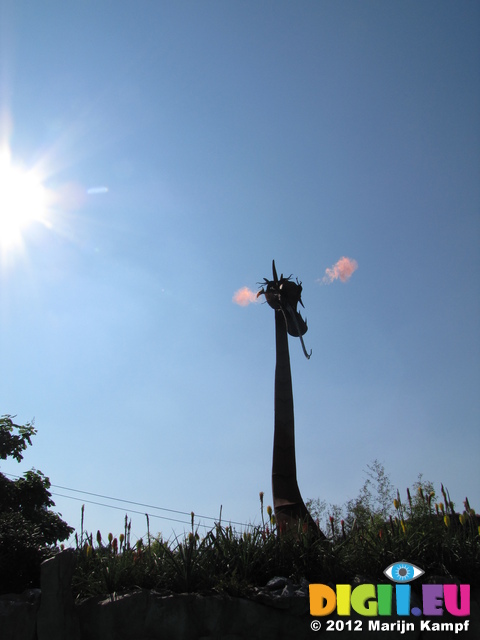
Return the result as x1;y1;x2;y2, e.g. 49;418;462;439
272;309;301;507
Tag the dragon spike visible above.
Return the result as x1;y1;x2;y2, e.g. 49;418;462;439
272;259;279;283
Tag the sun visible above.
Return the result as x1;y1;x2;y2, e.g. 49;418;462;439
0;147;49;253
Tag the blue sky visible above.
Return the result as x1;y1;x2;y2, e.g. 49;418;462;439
1;1;479;543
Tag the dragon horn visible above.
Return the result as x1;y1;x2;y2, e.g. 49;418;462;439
272;259;278;283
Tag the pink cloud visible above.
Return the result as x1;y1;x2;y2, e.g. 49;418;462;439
232;286;258;306
322;257;358;284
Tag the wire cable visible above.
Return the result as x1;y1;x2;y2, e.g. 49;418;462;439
50;492;208;529
3;472;255;529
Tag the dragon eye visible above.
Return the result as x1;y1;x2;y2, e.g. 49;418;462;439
383;561;424;583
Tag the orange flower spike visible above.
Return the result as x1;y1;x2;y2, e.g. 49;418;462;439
407;488;412;508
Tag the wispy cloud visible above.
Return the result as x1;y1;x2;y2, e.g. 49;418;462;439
320;257;358;284
232;286;258;306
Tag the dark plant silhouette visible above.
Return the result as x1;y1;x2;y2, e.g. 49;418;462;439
0;415;73;593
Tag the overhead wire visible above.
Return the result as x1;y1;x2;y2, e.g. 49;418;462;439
3;472;255;530
50;492;206;529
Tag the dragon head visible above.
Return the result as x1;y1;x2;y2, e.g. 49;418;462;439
257;260;312;358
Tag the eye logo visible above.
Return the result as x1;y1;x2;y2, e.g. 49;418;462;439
384;561;424;583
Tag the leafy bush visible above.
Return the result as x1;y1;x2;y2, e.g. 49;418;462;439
72;465;479;600
0;415;74;593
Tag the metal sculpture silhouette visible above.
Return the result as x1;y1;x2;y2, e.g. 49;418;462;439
258;261;324;537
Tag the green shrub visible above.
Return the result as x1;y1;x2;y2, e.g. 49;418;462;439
0;415;73;594
72;464;479;599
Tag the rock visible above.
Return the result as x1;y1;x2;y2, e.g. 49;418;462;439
0;589;40;640
51;584;480;640
298;577;309;595
265;576;288;591
5;560;478;640
280;583;295;598
37;549;81;640
247;576;310;615
75;590;315;640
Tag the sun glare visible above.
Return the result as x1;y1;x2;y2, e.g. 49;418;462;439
0;147;49;252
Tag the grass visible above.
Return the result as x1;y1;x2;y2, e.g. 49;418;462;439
71;485;480;600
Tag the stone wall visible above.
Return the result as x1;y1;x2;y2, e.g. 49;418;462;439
0;551;479;640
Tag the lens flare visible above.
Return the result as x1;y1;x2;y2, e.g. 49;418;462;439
0;145;49;253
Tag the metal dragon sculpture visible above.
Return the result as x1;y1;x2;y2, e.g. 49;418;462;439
257;260;324;537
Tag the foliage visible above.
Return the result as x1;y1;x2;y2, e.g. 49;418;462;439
0;415;74;594
72;466;479;600
307;459;396;535
4;418;476;600
0;414;36;462
73;514;339;599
